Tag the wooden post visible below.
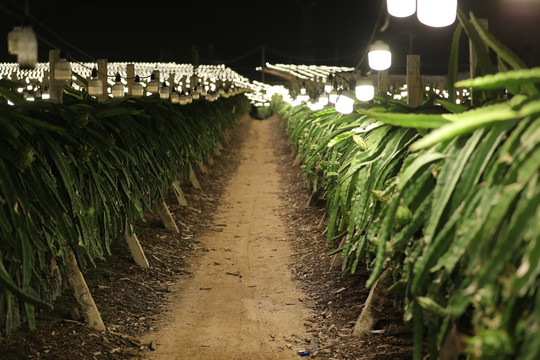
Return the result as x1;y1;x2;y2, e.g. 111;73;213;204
189;165;201;189
97;59;108;103
198;161;208;174
173;179;188;206
378;70;388;98
126;63;135;96
168;72;175;89
125;224;150;268
154;200;180;233
352;269;391;336
48;49;63;103
407;55;421;108
66;250;106;331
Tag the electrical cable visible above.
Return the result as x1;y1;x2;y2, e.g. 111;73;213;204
1;0;96;62
354;0;388;71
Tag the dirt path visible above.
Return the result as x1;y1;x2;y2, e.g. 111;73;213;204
142;117;312;359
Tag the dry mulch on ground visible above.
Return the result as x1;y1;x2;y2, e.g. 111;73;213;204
0;115;413;359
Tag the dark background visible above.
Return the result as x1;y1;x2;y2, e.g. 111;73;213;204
1;0;539;82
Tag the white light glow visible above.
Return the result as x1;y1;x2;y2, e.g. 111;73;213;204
355;80;375;102
335;91;355;114
387;0;416;18
417;0;457;27
368;41;391;71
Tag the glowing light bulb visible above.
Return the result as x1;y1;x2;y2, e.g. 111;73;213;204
368;41;391;71
355;79;375;102
329;89;338;104
88;68;103;97
335;90;355;114
111;73;124;98
386;0;416;18
417;0;457;27
132;75;144;98
54;58;71;81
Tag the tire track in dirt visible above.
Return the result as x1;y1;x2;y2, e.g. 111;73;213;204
141;117;312;359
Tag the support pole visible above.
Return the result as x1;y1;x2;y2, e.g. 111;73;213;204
97;59;108;103
66;250;106;331
407;55;421;108
378;70;388;98
154;200;180;233
126;63;135;96
173;179;188;207
352;269;391;336
125;224;150;268
189;165;201;189
48;49;63;103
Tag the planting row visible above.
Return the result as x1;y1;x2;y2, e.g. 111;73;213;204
277;10;540;360
0;79;250;333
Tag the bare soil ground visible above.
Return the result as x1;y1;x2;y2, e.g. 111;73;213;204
0;114;413;359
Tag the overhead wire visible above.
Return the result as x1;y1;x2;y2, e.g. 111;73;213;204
354;0;388;71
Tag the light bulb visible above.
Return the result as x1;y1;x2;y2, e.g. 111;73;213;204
329;89;338;104
355;79;375;102
417;0;457;27
386;0;416;18
170;88;179;104
147;72;159;93
7;26;22;55
132;75;144;98
111;73;124;98
368;41;391;71
17;27;38;70
54;58;71;81
335;90;355;114
88;68;103;97
159;81;169;99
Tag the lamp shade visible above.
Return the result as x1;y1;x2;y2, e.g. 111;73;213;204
417;0;457;27
355;79;375;102
54;58;72;81
159;82;169;99
329;89;339;104
132;75;144;98
386;0;416;18
335;90;355;114
111;73;124;98
17;27;38;70
147;72;159;93
368;41;391;71
88;68;103;96
7;26;22;55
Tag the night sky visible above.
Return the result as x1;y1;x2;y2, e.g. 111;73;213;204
1;0;539;81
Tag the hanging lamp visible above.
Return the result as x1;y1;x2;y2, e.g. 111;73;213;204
147;71;160;93
17;27;38;70
417;0;457;27
355;78;375;102
335;90;355;114
368;40;391;71
132;75;144;97
159;81;169;99
7;26;22;55
88;67;103;97
111;73;124;98
54;56;72;81
170;87;179;103
386;0;416;18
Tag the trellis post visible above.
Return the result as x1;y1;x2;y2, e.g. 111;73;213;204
407;54;421;108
